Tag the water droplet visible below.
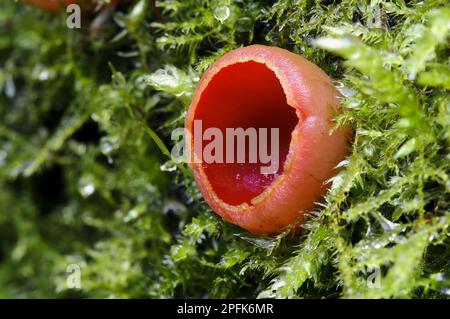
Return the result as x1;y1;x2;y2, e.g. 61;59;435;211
123;209;139;222
5;77;16;98
364;145;375;157
337;86;356;97
160;160;177;172
336;159;349;168
0;150;7;167
80;184;95;197
78;176;96;197
100;136;119;156
441;288;450;296
365;223;373;237
101;142;113;155
39;70;49;81
388;234;398;242
257;290;273;299
330;172;345;190
304;261;311;276
349;52;361;60
214;6;230;24
377;214;399;231
350;100;361;108
408;73;416;81
435;273;445;282
272;280;286;290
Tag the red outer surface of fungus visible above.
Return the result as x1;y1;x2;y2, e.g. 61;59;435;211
186;45;351;234
22;0;117;12
23;0;82;12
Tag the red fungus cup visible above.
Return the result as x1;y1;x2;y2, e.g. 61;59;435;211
21;0;117;12
22;0;82;12
185;45;352;234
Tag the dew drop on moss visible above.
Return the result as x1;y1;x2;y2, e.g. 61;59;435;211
5;77;15;98
78;176;96;198
160;160;177;172
123;209;139;223
0;150;6;167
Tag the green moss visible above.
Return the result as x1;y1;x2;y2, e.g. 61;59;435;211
0;0;448;298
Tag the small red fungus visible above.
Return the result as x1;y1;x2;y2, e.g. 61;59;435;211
22;0;117;12
22;0;84;12
186;45;351;234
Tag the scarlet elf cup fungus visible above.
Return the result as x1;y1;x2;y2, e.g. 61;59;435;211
186;45;351;234
22;0;84;12
22;0;118;12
